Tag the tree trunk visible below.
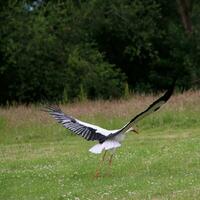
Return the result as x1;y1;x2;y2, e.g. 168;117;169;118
176;0;193;35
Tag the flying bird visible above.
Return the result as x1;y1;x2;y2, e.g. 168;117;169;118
45;84;174;176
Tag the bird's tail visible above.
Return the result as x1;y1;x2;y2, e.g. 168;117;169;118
89;144;104;154
89;141;121;154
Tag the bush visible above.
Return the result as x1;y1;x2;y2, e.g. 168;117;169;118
65;45;126;100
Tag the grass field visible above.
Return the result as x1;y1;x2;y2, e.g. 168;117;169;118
0;91;200;200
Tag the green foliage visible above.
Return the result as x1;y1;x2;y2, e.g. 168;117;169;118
79;0;163;88
66;45;125;100
0;1;69;103
0;0;200;104
78;84;87;102
0;1;125;104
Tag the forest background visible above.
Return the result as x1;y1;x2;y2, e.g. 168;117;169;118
0;0;200;104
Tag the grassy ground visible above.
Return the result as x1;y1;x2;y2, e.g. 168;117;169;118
0;91;200;199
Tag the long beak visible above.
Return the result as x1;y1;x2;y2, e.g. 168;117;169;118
132;128;139;134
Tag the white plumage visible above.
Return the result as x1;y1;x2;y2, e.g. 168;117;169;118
89;140;121;154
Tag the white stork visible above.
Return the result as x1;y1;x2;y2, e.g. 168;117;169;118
45;84;174;176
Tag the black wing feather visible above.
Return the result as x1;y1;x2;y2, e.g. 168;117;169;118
44;106;107;143
107;83;175;138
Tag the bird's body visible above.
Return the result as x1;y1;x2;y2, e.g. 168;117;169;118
44;83;175;176
89;132;126;154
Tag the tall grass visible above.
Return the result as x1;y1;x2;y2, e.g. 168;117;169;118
0;90;199;144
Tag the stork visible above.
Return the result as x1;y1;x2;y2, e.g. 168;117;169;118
45;84;174;177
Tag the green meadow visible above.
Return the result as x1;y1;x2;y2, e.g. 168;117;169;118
0;91;200;200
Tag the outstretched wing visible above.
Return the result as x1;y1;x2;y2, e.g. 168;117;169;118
45;106;109;143
109;83;175;137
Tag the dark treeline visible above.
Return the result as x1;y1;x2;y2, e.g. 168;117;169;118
0;0;200;104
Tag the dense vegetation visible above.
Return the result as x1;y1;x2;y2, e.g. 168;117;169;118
0;0;200;104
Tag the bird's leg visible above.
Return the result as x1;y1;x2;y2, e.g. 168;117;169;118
106;153;114;176
95;150;107;178
102;150;107;162
109;154;114;166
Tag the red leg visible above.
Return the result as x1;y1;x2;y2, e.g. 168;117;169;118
102;150;107;162
106;153;114;176
109;154;114;166
95;150;107;178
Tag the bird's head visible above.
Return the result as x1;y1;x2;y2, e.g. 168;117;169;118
130;127;139;134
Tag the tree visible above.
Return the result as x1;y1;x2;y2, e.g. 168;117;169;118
0;0;200;104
